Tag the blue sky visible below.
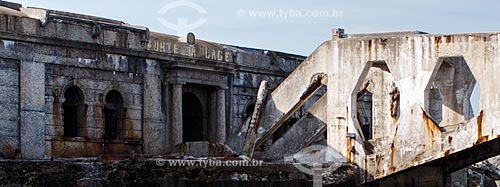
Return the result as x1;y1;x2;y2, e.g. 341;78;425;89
10;0;500;55
6;0;484;112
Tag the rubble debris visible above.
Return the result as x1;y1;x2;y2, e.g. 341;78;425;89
322;163;359;186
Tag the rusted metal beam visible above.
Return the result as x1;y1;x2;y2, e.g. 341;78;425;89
368;136;500;186
241;81;269;158
255;73;327;148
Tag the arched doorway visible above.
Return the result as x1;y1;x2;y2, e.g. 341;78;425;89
182;92;205;142
63;86;85;137
104;90;124;140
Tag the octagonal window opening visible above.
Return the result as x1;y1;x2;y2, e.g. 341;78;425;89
352;61;401;142
357;91;373;140
425;57;478;125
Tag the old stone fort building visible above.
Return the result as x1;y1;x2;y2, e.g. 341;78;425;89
5;1;500;186
0;2;308;159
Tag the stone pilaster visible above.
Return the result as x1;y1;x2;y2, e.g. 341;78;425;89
216;88;226;143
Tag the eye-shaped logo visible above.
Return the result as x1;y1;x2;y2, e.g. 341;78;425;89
292;145;343;187
157;0;208;35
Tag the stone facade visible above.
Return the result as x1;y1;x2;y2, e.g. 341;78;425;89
3;2;500;186
0;3;306;159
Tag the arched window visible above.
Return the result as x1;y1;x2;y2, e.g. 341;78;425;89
104;90;124;140
63;86;85;137
357;91;373;140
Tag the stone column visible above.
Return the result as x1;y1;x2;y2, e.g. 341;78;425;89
172;83;183;147
216;88;226;143
20;60;46;159
209;90;217;142
164;82;171;152
143;59;165;155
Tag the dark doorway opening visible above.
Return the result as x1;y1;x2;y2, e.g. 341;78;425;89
183;92;206;142
104;90;124;140
63;86;85;137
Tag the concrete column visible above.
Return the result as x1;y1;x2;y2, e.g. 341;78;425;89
172;83;183;146
216;88;226;143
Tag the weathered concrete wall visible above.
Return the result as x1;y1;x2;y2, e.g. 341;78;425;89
260;42;330;130
254;30;500;184
324;32;500;183
262;94;327;161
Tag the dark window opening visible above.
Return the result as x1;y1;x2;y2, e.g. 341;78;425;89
357;91;373;140
63;86;85;137
183;92;206;142
104;90;124;140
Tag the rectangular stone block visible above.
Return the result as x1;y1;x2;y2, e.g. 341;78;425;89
20;111;45;159
0;119;19;137
20;61;46;159
143;121;164;154
20;61;45;112
0;103;19;121
0;70;18;87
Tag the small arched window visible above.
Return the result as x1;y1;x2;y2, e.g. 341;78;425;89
63;86;85;137
104;90;124;140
